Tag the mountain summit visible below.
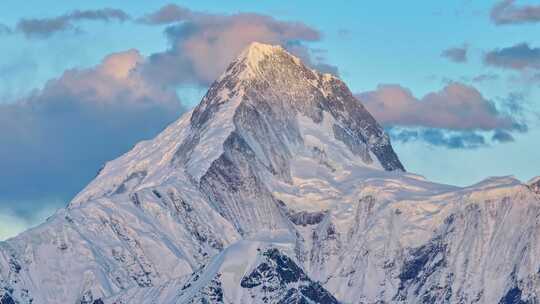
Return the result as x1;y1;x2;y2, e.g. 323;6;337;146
71;41;403;207
2;43;540;304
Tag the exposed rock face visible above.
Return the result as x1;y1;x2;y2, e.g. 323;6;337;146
529;177;540;195
1;43;539;304
239;248;339;304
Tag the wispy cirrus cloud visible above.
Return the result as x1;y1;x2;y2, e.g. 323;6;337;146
471;73;499;83
16;8;130;38
138;4;337;86
441;44;468;63
137;4;197;24
0;23;11;35
356;83;526;148
484;43;540;70
492;129;515;143
491;0;540;25
388;128;487;149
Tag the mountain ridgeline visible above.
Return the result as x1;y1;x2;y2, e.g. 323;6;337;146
1;43;539;304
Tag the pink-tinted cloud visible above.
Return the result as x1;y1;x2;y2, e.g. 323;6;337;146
357;83;520;131
0;50;182;210
39;49;178;106
140;4;336;86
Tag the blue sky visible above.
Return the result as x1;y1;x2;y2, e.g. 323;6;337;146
0;0;539;239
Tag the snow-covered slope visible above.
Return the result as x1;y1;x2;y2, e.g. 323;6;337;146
108;241;340;304
1;42;539;304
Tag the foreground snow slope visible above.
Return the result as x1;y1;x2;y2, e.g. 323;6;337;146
1;43;539;304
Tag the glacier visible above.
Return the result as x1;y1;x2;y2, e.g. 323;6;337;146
1;42;539;304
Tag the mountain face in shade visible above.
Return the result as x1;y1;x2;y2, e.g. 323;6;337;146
1;43;539;304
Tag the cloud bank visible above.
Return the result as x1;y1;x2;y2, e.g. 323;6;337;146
0;50;183;222
357;83;526;148
358;83;518;130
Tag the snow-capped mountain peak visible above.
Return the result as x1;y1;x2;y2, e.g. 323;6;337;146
71;42;403;206
237;42;298;71
1;43;539;304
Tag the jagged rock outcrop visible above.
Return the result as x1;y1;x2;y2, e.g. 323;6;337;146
529;177;540;195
